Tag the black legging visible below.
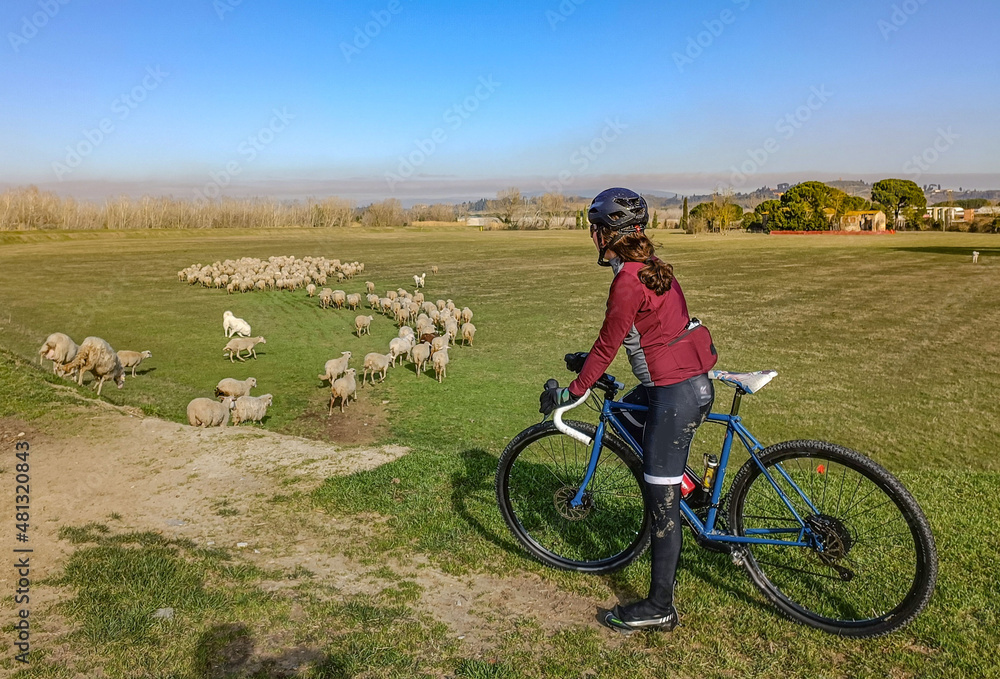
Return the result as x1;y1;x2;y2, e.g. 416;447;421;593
635;374;714;610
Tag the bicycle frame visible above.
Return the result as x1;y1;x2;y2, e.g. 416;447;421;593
556;387;824;550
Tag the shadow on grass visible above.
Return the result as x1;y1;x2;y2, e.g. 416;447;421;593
892;246;1000;257
194;622;348;678
450;448;523;557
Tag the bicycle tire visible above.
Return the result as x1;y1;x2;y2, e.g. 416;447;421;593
496;420;650;574
727;440;937;638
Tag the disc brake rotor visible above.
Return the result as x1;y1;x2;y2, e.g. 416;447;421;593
554;486;592;521
805;514;856;580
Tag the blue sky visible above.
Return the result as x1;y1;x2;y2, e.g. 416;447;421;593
1;0;997;201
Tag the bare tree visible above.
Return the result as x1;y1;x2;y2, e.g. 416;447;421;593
361;198;405;227
495;187;524;229
538;192;566;229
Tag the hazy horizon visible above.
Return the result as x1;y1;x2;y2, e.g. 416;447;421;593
2;0;997;203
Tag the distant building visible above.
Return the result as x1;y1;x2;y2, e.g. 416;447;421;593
776;183;791;192
840;210;887;231
925;206;973;222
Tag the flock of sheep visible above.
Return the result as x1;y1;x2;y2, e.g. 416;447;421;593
176;255;477;423
36;255;478;432
38;332;152;395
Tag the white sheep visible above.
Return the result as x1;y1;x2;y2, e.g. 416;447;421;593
365;281;375;293
433;346;449;383
63;337;125;396
367;293;380;309
318;351;352;384
410;342;432;376
430;265;439;274
232;393;273;425
444;320;459;344
331;290;347;309
116;350;152;378
388;337;412;367
461;307;474;324
38;332;79;376
223;310;252;338
319;288;334;309
223;336;266;362
346;293;362;310
461;322;477;346
215;376;257;399
187;396;235;427
354;314;373;336
398;326;415;341
306;283;317;297
436;299;446;312
362;352;393;386
430;335;449;355
329;368;357;415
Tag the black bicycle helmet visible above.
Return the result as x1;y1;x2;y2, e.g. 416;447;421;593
588;187;648;266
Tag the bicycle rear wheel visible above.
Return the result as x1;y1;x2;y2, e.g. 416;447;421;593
496;420;649;574
728;440;937;637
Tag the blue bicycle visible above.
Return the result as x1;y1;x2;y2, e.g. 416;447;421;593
495;356;937;638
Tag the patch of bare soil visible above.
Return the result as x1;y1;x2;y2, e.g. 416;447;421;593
286;390;389;446
0;409;617;674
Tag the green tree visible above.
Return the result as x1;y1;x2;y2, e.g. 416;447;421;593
680;196;689;231
651;210;660;229
871;179;926;226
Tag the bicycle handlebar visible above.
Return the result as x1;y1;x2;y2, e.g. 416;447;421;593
563;352;623;398
552;389;593;445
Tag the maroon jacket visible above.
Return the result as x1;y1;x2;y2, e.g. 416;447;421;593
569;260;716;395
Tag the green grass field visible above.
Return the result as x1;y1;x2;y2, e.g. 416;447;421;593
1;228;999;678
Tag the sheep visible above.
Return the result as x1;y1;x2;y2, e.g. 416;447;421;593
223;310;252;338
362;352;393;386
411;342;432;376
329;368;357;415
355;315;374;336
461;322;477;346
386;290;398;301
116;350;152;378
394;306;412;327
319;351;352;384
430;265;439;274
367;293;380;309
365;281;375;293
346;293;362;310
188;396;235;427
430;335;449;356
446;299;456;312
319;288;334;308
436;299;446;312
331;290;347;309
38;332;79;376
223;336;266;362
63;336;125;396
398;326;415;341
388;337;412;367
306;283;317;297
232;393;273;425
413;273;426;289
413;292;424;304
379;297;393;314
461;307;474;324
215;376;257;400
432;346;449;383
444;320;459;344
421;301;438;316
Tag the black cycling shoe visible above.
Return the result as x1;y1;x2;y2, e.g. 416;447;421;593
602;601;678;633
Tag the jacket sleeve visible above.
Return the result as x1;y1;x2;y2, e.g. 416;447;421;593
569;272;644;396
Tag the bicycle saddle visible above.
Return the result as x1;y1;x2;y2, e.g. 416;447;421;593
708;369;778;394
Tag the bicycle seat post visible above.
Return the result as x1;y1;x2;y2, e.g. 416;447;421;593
729;389;745;417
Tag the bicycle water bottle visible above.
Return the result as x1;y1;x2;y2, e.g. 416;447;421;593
702;454;719;493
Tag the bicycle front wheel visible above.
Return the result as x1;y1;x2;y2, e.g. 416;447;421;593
728;440;937;637
496;420;649;574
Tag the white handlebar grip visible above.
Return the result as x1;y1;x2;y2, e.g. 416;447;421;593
552;389;593;446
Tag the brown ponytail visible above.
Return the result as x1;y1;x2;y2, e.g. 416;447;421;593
598;228;674;294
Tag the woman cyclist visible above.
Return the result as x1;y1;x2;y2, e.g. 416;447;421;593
539;187;718;632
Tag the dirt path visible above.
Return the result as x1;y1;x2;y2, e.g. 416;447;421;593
0;409;614;669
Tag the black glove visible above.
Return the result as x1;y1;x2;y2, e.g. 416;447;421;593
564;352;589;374
539;378;581;416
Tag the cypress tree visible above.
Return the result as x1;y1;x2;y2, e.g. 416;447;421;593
681;197;689;231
